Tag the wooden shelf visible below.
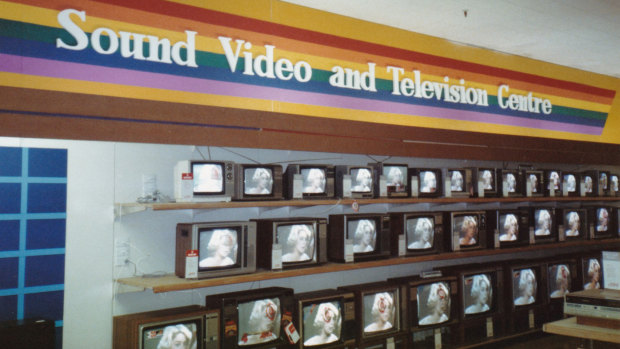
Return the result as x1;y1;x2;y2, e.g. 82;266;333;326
116;195;619;215
116;238;620;293
544;317;620;344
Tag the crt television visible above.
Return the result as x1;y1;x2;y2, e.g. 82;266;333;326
411;168;443;198
174;160;235;202
233;164;283;201
113;305;219;349
544;170;562;197
445;168;473;198
588;206;615;239
542;258;577;321
557;208;588;241
335;165;375;199
577;253;603;291
487;208;530;248
327;214;391;263
522;170;544;197
472;168;498;197
253;217;328;270
293;289;356;349
175;221;256;279
369;163;410;198
337;281;407;348
581;171;599;197
283;164;335;200
445;211;487;252
503;261;545;333
562;171;581;197
498;169;522;197
528;207;557;244
205;287;295;349
389;212;444;257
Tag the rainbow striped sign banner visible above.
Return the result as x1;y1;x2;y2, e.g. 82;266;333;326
1;0;618;143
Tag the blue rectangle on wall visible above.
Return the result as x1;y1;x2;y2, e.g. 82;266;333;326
27;183;67;213
0;258;19;290
0;220;20;251
24;290;64;322
25;255;65;287
28;149;68;178
0;295;18;322
0;147;22;176
0;183;21;213
27;219;66;250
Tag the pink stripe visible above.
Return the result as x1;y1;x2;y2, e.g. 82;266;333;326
0;54;603;135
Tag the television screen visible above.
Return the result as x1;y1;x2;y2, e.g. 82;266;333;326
237;298;281;346
583;258;602;290
533;209;553;236
600;172;609;191
563;173;578;193
348;218;377;253
302;301;343;346
406;216;435;250
547;170;561;191
416;282;451;325
527;171;542;195
142;321;199;349
198;227;240;269
499;213;519;242
512;268;537;306
301;168;327;194
563;210;584;238
384;165;408;193
244;167;274;195
479;169;495;191
277;224;316;264
454;215;479;247
611;175;619;192
548;264;571;299
505;172;518;193
419;170;438;193
463;274;492;315
595;207;610;233
583;174;594;194
449;170;466;192
350;168;373;193
193;163;224;194
363;291;396;333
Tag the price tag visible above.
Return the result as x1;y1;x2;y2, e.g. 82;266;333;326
434;328;442;349
528;309;535;329
558;225;565;242
345;239;354;263
398;235;406;256
292;174;303;199
284;322;300;344
185;249;198;279
272;244;282;270
486;317;494;337
444;178;452;198
478;180;485;198
386;337;395;349
379;175;388;197
526;181;532;197
342;175;352;198
411;176;419;197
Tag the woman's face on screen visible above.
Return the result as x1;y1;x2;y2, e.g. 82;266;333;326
171;333;189;349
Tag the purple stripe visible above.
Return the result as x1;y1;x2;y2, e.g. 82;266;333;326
0;54;603;135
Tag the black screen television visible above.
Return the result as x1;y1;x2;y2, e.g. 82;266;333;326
522;170;543;197
542;258;577;321
544;170;562;197
528;207;557;244
253;217;327;270
498;169;522;197
337;281;407;348
562;171;580;197
283;164;335;200
411;168;443;198
487;209;529;248
389;212;444;257
174;160;235;202
368;163;409;198
471;168;498;197
588;206;615;239
233;164;283;201
175;221;256;279
335;165;375;199
557;208;588;241
440;264;504;346
577;253;603;291
293;289;356;349
445;168;473;198
205;287;295;349
327;214;391;263
113;305;218;349
581;171;599;197
503;261;545;334
445;211;487;252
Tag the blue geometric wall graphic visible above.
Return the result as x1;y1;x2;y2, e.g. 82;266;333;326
0;146;67;348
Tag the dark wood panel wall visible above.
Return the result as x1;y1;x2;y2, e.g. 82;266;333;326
1;86;619;165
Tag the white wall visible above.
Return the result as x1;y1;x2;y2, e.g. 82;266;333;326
1;136;617;349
